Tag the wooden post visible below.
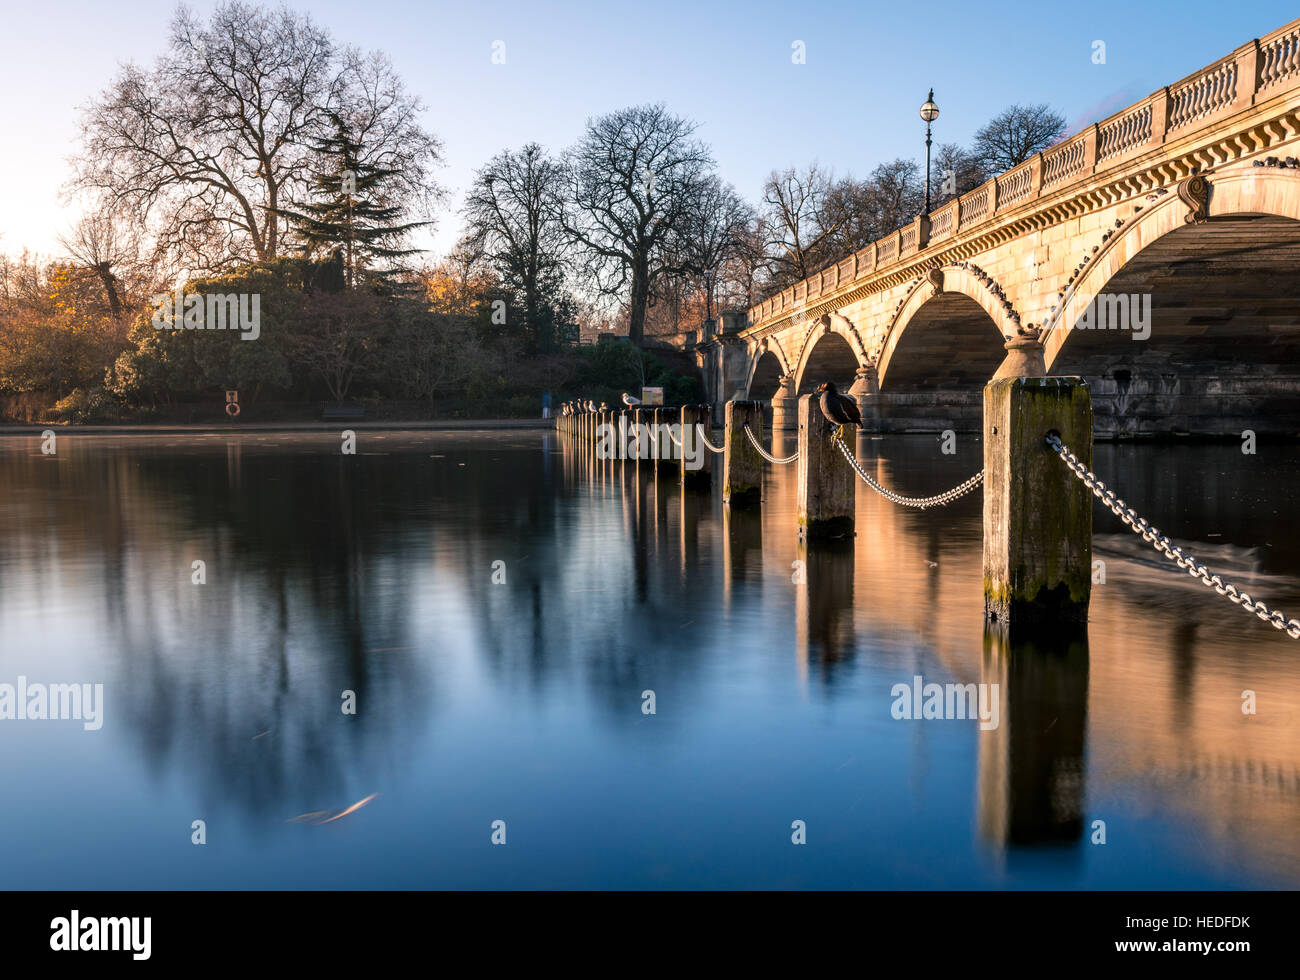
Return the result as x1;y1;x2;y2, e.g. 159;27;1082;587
797;394;855;539
654;407;679;480
597;410;610;462
680;404;713;490
982;376;1092;628
633;409;648;472
724;400;764;507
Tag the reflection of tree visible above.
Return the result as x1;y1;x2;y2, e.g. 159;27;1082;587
0;441;436;830
456;437;731;726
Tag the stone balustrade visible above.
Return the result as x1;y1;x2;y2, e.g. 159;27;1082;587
746;18;1300;333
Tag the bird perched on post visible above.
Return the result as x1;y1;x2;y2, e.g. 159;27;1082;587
586;399;598;413
622;392;641;407
815;381;863;441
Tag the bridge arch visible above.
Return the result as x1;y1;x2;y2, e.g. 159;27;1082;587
793;314;866;395
876;266;1017;393
1045;167;1300;365
1045;167;1300;434
744;337;791;400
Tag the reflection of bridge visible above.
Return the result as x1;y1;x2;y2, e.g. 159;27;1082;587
701;19;1300;436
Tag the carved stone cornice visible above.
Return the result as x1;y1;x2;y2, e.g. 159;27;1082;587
741;104;1300;339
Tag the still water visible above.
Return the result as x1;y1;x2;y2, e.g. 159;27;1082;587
0;428;1298;889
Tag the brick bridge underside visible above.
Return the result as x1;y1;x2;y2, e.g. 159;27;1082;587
705;19;1300;437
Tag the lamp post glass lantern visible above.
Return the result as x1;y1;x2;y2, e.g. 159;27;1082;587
920;89;939;214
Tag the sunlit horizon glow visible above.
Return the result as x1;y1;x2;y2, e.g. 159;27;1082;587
1;0;1295;269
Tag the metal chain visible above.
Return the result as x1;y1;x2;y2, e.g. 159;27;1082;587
1047;434;1300;640
743;425;799;464
645;422;722;455
832;434;983;509
697;426;726;455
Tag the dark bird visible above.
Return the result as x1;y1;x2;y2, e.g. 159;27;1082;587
815;381;863;441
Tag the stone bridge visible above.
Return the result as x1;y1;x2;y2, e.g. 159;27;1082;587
701;18;1300;436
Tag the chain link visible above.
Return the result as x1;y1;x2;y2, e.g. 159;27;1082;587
1047;433;1300;640
832;434;983;509
696;426;725;455
743;425;799;464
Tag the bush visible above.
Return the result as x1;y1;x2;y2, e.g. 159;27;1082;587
48;386;119;424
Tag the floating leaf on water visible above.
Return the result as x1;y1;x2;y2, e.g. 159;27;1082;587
288;793;379;826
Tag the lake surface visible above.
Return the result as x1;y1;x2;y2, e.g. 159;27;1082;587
1;427;1298;889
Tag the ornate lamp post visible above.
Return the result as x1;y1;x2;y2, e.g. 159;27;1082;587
919;89;940;214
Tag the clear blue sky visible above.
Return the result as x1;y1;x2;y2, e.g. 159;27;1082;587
1;0;1295;260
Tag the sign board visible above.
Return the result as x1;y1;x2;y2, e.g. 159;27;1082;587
641;387;663;406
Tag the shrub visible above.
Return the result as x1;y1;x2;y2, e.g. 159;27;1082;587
48;386;119;424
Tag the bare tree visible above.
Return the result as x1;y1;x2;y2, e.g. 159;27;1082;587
821;176;877;257
972;104;1067;173
867;158;925;232
762;164;844;288
931;143;987;206
462;143;569;350
72;2;441;273
562;103;713;346
722;216;771;310
673;176;753;325
57;209;144;320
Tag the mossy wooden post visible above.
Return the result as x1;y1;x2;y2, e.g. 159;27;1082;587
724;400;763;506
679;404;713;490
797;393;855;539
983;376;1092;627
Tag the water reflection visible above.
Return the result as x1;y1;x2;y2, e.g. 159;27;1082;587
978;625;1089;852
0;428;1297;888
796;539;856;673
